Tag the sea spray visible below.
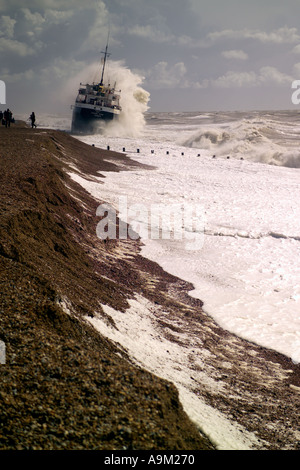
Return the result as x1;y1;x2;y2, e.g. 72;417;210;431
102;60;150;137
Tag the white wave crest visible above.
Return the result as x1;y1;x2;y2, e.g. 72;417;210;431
181;118;300;168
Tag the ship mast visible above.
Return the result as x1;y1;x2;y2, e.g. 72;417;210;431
100;34;110;86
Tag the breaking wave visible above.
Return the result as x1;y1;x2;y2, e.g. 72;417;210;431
181;117;300;168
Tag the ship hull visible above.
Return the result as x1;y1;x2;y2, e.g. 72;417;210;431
71;105;119;134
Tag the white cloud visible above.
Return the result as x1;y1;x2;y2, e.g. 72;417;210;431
128;25;173;44
0;37;37;56
222;50;248;61
44;9;74;24
259;66;292;85
145;61;207;90
292;44;300;54
177;35;195;47
212;70;258;88
21;8;45;27
127;25;199;48
293;62;300;75
208;26;300;44
146;61;187;89
1;68;35;83
212;66;293;88
127;23;209;49
0;15;16;38
18;7;76;38
76;3;110;53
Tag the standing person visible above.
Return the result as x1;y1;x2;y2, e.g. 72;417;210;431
4;108;11;127
30;112;37;128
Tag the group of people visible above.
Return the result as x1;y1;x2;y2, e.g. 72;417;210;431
0;109;37;128
0;108;13;127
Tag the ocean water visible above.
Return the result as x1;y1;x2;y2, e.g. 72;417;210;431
34;109;300;449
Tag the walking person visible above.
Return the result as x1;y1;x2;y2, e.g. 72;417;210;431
29;112;37;128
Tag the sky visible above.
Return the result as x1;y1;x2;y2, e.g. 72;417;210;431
1;0;300;114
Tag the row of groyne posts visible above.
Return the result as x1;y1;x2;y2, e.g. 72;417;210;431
93;144;241;159
104;144;201;157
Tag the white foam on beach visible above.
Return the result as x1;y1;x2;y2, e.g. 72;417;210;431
85;296;261;450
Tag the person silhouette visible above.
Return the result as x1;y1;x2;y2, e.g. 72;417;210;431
30;112;37;128
4;108;12;127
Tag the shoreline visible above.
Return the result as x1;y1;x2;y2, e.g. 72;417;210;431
1;124;300;450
